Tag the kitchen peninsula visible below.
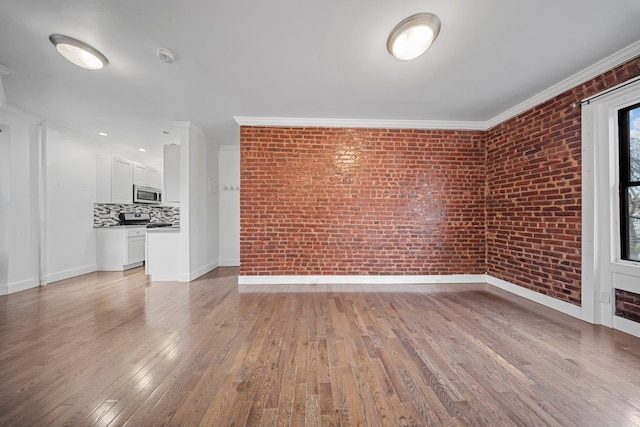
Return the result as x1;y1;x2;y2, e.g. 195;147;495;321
146;227;180;281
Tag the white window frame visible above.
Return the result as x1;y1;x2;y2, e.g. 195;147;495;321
582;81;640;337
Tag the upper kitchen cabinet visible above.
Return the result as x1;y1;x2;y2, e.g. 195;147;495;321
96;155;134;204
164;144;180;202
133;163;161;189
96;155;163;204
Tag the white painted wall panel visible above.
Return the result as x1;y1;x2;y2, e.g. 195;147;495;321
218;145;239;266
0;108;40;295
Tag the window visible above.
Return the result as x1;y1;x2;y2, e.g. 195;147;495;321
619;102;640;262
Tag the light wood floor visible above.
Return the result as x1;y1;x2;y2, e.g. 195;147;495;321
1;267;640;426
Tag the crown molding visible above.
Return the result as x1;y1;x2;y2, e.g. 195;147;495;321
234;116;487;131
485;39;640;129
0;102;40;123
44;119;104;142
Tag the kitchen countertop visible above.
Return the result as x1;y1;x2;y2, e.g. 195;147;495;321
94;224;180;229
94;224;147;228
146;227;180;232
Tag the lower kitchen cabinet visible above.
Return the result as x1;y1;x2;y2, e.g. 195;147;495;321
96;227;146;271
146;228;180;281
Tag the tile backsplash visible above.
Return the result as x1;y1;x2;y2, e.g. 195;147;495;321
94;203;180;227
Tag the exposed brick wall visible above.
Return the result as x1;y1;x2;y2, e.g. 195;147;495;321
240;128;486;276
238;56;640;320
486;57;640;306
616;289;640;323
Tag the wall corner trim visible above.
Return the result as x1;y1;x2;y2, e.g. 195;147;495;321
237;274;487;286
179;261;219;283
42;265;98;286
614;316;640;338
0;277;41;296
485;275;585;321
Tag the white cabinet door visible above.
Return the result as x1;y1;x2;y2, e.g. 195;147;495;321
146;167;161;189
133;163;147;186
127;236;146;264
97;156;133;204
111;158;134;204
97;155;160;203
96;227;146;270
133;163;161;188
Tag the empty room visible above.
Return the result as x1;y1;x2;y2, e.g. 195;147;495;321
1;1;640;426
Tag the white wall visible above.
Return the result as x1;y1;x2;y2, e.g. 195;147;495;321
0;107;40;295
178;122;219;281
44;124;99;283
218;145;240;265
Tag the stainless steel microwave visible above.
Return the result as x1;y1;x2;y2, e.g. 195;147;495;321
133;185;162;204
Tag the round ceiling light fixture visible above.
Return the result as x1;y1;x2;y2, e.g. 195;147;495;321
49;34;109;70
387;13;441;61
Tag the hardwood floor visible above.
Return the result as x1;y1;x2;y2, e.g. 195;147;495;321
1;267;640;426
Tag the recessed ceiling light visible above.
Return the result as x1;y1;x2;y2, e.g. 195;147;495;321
49;34;109;70
139;148;146;152
387;13;441;61
98;132;108;136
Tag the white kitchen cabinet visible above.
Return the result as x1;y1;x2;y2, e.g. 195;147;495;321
146;228;179;280
96;227;146;271
134;163;161;188
126;228;146;264
97;155;163;204
164;144;180;202
96;155;134;204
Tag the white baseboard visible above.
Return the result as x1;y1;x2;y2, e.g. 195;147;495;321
485;275;584;320
614;315;640;338
238;274;486;286
218;258;240;267
42;264;97;286
178;261;220;282
0;277;40;295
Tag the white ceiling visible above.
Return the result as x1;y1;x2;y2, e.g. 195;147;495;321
1;0;640;161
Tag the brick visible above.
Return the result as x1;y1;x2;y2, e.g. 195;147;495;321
239;56;640;322
240;128;486;276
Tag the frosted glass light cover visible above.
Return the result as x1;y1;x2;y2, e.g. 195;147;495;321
49;34;108;70
387;13;441;61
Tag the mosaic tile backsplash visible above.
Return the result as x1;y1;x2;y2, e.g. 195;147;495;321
94;203;180;227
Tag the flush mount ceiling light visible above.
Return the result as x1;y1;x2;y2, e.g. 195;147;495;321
387;12;441;61
49;34;109;70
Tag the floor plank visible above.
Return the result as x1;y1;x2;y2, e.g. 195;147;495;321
1;267;640;426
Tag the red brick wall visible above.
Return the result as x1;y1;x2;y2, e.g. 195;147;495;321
240;128;486;276
238;58;640;315
486;57;640;306
616;289;640;323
